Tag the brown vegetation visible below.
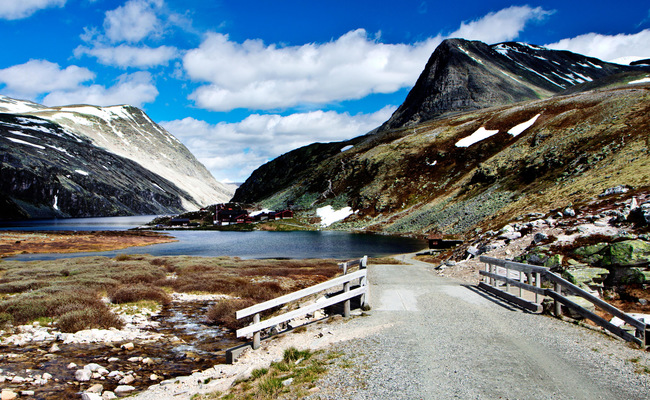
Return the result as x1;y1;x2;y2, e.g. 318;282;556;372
0;230;176;258
0;255;341;332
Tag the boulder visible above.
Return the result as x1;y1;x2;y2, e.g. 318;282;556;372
75;369;92;382
81;393;102;400
565;267;609;288
563;207;576;217
600;240;650;267
87;384;104;394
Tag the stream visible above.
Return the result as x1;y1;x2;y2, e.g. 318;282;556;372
0;299;244;399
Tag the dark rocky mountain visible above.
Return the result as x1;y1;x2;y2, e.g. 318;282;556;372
0;97;235;220
0;114;189;219
232;39;650;236
380;39;641;131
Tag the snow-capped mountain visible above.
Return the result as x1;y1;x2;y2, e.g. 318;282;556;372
380;39;644;130
232;39;650;236
0;97;234;219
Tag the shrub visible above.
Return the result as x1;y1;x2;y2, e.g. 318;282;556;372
0;311;13;327
109;284;172;305
206;298;255;330
56;307;124;333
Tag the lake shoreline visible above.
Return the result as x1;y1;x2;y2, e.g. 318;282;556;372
0;230;176;258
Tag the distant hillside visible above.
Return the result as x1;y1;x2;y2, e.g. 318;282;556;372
232;39;650;236
0;97;235;219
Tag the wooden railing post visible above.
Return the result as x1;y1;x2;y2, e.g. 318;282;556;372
253;313;261;349
535;272;541;303
343;281;351;317
505;266;510;292
490;263;496;286
554;282;562;317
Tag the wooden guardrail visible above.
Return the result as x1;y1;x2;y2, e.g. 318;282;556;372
235;256;368;350
479;256;649;348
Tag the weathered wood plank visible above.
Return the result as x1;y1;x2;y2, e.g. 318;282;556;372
236;286;366;337
480;256;549;274
546;290;643;346
479;270;546;296
544;273;646;331
477;282;543;313
236;269;367;319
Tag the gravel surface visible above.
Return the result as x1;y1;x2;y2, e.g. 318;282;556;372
130;255;650;399
305;256;650;400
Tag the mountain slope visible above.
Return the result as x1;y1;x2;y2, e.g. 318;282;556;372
0;96;234;210
232;39;650;236
380;39;642;131
0;113;191;219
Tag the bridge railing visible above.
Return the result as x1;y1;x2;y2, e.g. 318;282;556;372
479;256;648;348
235;256;368;350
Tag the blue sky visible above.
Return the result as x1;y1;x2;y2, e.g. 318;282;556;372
1;1;649;182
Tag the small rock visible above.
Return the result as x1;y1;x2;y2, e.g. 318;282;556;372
563;207;576;217
67;362;78;370
81;394;102;400
114;385;136;396
533;232;549;243
20;391;35;397
49;343;60;353
308;386;321;393
127;357;142;363
75;369;92;382
118;375;135;385
141;357;154;365
466;245;480;256
149;374;159;381
282;377;294;387
107;357;119;363
1;389;17;400
102;392;117;400
639;299;648;306
87;384;103;393
42;373;52;380
121;343;134;351
85;363;103;372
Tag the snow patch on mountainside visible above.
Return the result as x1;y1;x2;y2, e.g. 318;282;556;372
508;114;540;137
317;206;356;227
456;127;499;147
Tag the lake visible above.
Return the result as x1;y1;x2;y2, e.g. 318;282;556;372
1;216;427;260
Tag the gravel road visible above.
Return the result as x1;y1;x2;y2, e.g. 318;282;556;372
306;255;650;399
130;255;649;399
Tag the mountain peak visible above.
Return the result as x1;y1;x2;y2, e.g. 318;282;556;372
379;39;642;131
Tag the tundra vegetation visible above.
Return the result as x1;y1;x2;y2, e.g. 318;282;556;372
0;255;343;333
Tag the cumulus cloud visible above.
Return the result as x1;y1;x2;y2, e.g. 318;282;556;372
184;5;551;112
161;106;395;181
42;72;158;107
0;0;65;20
0;60;94;98
103;0;163;43
184;29;440;112
545;29;650;63
449;5;552;44
75;44;178;68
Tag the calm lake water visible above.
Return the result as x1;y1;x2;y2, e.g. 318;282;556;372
1;216;427;260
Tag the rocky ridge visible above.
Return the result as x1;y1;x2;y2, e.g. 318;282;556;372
0;97;234;219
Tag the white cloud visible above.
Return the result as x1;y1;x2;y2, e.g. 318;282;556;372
0;0;65;20
42;72;158;107
184;29;441;112
545;29;650;63
161;106;395;181
103;0;163;43
75;44;178;68
449;6;552;44
184;5;551;112
0;60;94;98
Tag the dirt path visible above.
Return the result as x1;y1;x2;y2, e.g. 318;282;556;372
307;255;650;399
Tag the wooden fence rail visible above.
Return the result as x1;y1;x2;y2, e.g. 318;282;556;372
479;256;649;348
235;256;367;350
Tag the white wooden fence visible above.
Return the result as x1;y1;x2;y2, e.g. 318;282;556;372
479;256;649;348
235;256;368;350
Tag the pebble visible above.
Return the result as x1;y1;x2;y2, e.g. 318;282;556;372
114;385;136;396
